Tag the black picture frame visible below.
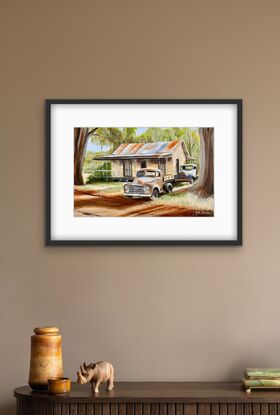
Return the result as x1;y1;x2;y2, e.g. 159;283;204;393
46;99;242;246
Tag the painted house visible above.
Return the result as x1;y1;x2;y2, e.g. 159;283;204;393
94;140;190;179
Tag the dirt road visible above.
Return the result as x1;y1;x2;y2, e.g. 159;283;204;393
74;188;213;217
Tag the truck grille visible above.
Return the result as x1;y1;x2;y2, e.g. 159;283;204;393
128;185;145;194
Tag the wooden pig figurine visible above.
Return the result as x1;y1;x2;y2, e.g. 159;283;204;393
77;361;114;393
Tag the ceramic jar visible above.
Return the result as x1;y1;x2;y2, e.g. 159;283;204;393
28;327;63;390
48;377;71;394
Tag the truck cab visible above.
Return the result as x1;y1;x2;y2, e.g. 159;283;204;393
177;164;198;183
123;169;173;200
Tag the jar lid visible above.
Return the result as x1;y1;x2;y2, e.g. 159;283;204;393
34;327;59;335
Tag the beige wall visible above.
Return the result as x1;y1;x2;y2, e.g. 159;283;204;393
1;0;280;413
172;144;187;173
112;160;124;178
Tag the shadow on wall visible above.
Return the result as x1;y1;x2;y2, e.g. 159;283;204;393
0;401;15;415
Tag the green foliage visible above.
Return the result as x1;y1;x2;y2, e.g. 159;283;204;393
138;127;177;142
82;151;95;173
83;150;112;173
183;129;200;168
86;162;112;183
88;127;138;150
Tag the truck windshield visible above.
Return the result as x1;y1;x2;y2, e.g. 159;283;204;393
182;165;194;171
137;170;158;177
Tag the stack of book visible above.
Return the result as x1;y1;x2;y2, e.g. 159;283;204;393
242;369;280;392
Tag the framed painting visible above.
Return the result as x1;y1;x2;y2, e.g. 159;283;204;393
46;99;242;245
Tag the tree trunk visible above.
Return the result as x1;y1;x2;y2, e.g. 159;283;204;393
192;127;214;196
74;128;92;185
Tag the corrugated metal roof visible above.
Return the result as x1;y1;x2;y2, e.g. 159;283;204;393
111;140;179;157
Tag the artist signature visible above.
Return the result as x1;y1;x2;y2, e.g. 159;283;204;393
194;211;213;216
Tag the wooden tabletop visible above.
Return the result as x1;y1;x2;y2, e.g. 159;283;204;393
13;382;280;403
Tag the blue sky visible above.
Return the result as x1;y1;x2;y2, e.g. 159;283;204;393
86;127;147;152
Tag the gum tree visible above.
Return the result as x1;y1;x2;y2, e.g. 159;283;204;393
74;127;138;185
74;128;99;185
191;127;214;196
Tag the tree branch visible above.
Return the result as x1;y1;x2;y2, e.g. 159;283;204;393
86;128;99;138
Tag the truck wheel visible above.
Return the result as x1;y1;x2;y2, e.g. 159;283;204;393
151;188;159;200
165;183;173;193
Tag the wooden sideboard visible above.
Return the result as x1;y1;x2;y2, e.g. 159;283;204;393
14;382;280;415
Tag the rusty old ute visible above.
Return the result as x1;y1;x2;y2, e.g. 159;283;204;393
123;169;173;200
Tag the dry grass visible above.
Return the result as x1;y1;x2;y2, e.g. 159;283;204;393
76;182;124;193
156;191;214;212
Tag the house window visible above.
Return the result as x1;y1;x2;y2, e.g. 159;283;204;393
158;159;166;173
141;160;147;168
123;160;132;177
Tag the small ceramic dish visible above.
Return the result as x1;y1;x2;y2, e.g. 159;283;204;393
48;377;71;395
